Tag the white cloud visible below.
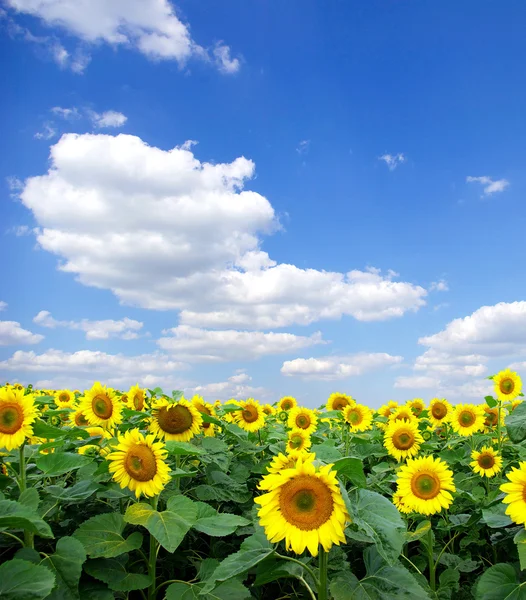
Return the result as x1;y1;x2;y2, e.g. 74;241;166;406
379;153;405;171
89;110;128;129
11;225;31;236
157;325;324;362
228;372;251;384
394;375;440;389
0;321;44;346
430;279;449;292
5;0;239;73
0;301;7;311
17;133;427;329
466;176;510;196
51;106;80;120
33;310;143;340
296;140;310;155
281;352;403;381
186;372;268;401
34;123;57;140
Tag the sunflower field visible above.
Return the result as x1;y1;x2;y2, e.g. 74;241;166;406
2;371;526;599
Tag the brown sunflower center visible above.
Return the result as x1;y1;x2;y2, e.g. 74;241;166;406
478;453;495;469
0;403;24;434
332;397;349;410
296;414;311;429
157;405;193;434
411;405;423;416
499;378;515;395
241;405;259;423
347;409;363;425
392;429;415;450
459;410;476;427
133;392;144;411
431;403;447;419
484;410;498;427
59;393;70;403
289;433;304;450
411;472;441;500
281;399;294;410
124;444;157;482
75;411;89;426
196;405;211;429
263;407;273;416
92;394;113;419
395;411;412;422
279;475;334;531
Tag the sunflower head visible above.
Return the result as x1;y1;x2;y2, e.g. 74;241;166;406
493;369;522;402
72;406;90;427
278;396;298;412
450;404;485;436
428;398;451;426
326;392;354;412
0;387;38;451
262;404;276;416
389;407;417;425
384;419;423;461
407;398;426;417
286;428;312;453
483;404;504;429
255;456;349;556
149;397;203;442
376;401;400;430
80;382;123;429
287;407;318;435
343;404;373;432
471;446;503;478
191;395;218;435
266;451;316;474
128;384;147;412
54;390;76;408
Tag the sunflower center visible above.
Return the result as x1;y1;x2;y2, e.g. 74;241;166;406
197;405;211;429
279;475;334;531
296;414;311;429
431;403;447;419
411;406;423;416
281;399;294;410
499;378;515;395
478;453;495;469
133;392;144;411
157;405;193;434
75;412;89;426
59;393;69;403
242;405;259;423
393;430;415;450
459;410;476;427
395;411;411;422
92;394;113;419
289;434;304;450
411;472;441;500
0;403;24;434
333;397;349;410
484;410;498;426
124;444;158;482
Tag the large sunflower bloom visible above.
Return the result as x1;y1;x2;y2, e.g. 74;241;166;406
343;403;373;432
407;398;426;417
54;389;76;408
384;420;423;461
127;384;147;412
254;456;349;556
107;429;171;498
287;407;318;435
501;462;526;525
396;456;455;515
449;404;485;436
428;398;451;428
286;429;312;454
494;369;522;402
0;387;38;451
326;392;354;412
277;396;298;412
149;397;202;442
79;382;123;430
471;446;503;478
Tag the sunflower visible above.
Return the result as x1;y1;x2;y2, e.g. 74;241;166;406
493;369;522;402
127;384;147;411
384;420;423;461
107;428;171;498
72;406;90;428
79;382;123;430
407;398;426;417
483;404;504;430
396;456;455;515
254;456;349;556
236;399;266;433
326;392;354;412
389;406;418;425
149;397;202;442
267;451;316;474
278;396;298;411
343;404;373;432
262;404;276;416
223;399;240;423
428;398;451;427
500;462;526;525
392;491;412;514
376;401;399;430
510;399;523;412
286;429;312;454
287;407;318;435
471;446;503;478
54;389;76;408
449;404;485;436
192;395;218;437
0;387;38;451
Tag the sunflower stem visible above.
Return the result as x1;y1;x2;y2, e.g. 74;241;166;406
318;546;328;600
148;495;159;600
274;553;319;588
18;444;34;549
426;528;435;592
497;402;502;452
175;455;181;492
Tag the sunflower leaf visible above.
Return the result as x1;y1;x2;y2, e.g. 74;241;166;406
0;499;53;538
0;559;55;600
73;512;143;558
41;536;86;600
475;563;526;599
36;452;92;477
332;457;366;487
84;557;152;592
506;401;526;443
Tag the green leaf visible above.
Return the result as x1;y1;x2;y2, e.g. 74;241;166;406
312;441;343;463
485;396;498;408
346;489;406;564
19;488;40;512
73;512;143;558
332;457;366;487
482;504;513;528
506;401;526;444
45;480;100;503
167;580;251;600
84;557;152;592
0;559;55;600
124;496;197;553
201;548;274;594
193;511;251;537
405;520;431;542
475;563;526;599
165;441;206;455
515;530;526;571
41;536;86;600
78;581;114;600
0;499;53;538
36;452;91;477
32;419;66;439
330;547;430;599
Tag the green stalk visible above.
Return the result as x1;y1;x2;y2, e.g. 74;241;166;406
426;529;435;592
318;546;328;600
497;403;502;452
18;444;34;549
148;495;159;600
175;455;181;492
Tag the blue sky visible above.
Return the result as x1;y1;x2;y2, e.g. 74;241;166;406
1;0;526;408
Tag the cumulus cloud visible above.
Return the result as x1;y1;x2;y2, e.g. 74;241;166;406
466;176;509;196
394;375;440;389
16;133;428;329
430;280;449;292
4;0;239;74
281;352;403;381
0;301;7;311
378;153;405;171
0;321;44;346
89;110;128;129
33;310;143;340
186;372;268;402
